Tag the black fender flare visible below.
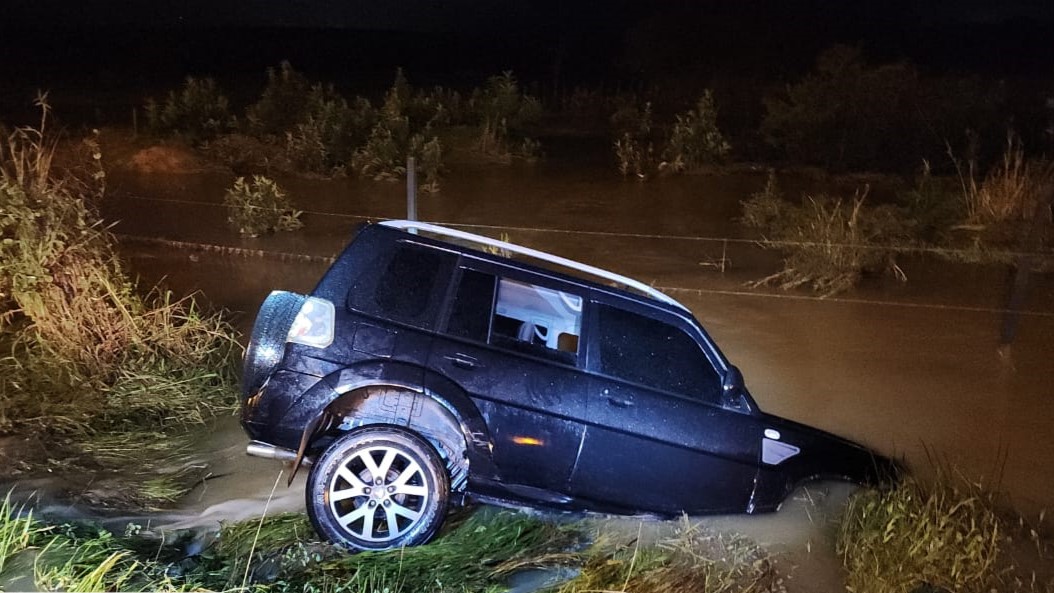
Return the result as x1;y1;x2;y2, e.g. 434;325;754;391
284;361;494;490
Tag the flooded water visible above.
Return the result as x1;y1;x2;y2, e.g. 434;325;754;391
29;157;1054;590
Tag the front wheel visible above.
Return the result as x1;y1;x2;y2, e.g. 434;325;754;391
306;426;450;551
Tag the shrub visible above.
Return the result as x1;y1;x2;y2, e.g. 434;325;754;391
144;77;233;144
471;71;543;158
246;61;313;136
286;90;376;174
223;175;302;237
415;135;443;193
741;172;912;295
350;117;410;181
760;45;1008;172
897;161;965;243
611;99;657;179
349;71;449;185
660;90;731;172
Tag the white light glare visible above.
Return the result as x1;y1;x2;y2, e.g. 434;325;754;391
287;297;336;348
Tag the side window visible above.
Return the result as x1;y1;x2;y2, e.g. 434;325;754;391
347;243;454;329
596;304;721;403
445;268;496;342
491;278;582;365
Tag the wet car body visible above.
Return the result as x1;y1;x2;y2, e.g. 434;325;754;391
241;221;896;549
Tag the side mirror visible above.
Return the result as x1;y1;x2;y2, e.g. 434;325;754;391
721;366;750;411
722;365;744;394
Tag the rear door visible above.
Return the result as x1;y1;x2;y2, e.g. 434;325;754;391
428;264;591;493
570;302;760;514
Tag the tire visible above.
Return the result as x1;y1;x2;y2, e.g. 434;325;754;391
306;426;450;551
242;290;305;396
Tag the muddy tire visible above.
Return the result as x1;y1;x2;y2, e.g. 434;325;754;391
306;426;450;551
243;290;305;396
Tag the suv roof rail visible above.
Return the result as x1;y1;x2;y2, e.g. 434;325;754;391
379;219;690;312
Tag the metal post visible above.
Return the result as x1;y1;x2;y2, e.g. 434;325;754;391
406;156;417;233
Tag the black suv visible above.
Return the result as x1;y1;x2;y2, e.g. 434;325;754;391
241;220;895;551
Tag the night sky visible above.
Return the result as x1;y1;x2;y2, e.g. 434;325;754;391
2;0;1053;122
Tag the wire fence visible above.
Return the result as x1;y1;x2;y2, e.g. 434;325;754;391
120;193;1054;262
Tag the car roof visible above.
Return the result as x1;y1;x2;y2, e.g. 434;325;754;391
374;220;692;315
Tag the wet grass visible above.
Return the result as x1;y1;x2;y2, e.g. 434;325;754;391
741;172;912;296
556;518;781;593
1;98;239;509
1;504;585;593
839;472;1053;593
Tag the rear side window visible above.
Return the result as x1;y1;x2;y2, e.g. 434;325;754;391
442;270;583;365
491;278;582;365
595;304;720;403
347;243;455;329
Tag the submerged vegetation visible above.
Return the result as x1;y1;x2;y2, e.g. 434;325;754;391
612;91;730;179
223;175;303;237
148;64;544;188
741;172;910;295
0;97;238;507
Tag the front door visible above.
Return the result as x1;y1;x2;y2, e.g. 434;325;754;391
570;303;760;514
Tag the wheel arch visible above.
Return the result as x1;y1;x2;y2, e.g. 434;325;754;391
303;372;491;494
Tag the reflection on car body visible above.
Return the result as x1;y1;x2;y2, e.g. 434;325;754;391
240;220;898;551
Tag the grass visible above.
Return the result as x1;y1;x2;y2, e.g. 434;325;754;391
556;517;780;593
834;471;1049;593
741;171;912;296
0;506;583;593
1;97;239;509
953;134;1054;226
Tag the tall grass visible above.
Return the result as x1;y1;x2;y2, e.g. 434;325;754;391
0;493;36;575
952;134;1054;225
1;98;238;507
839;474;1014;593
741;172;911;296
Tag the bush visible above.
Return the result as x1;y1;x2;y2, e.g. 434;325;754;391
660;90;731;172
762;45;1005;172
897;161;965;243
223;175;302;237
611;98;657;179
471;71;543;158
144;77;233;144
741;172;912;295
246;61;313;137
286;90;376;174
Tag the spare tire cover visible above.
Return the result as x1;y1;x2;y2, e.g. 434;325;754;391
242;290;306;396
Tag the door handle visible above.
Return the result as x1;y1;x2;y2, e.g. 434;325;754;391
606;396;634;408
443;354;479;370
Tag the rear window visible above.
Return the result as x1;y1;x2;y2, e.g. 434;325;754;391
347;243;455;330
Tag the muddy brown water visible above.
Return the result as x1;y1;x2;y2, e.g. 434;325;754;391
13;161;1053;591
